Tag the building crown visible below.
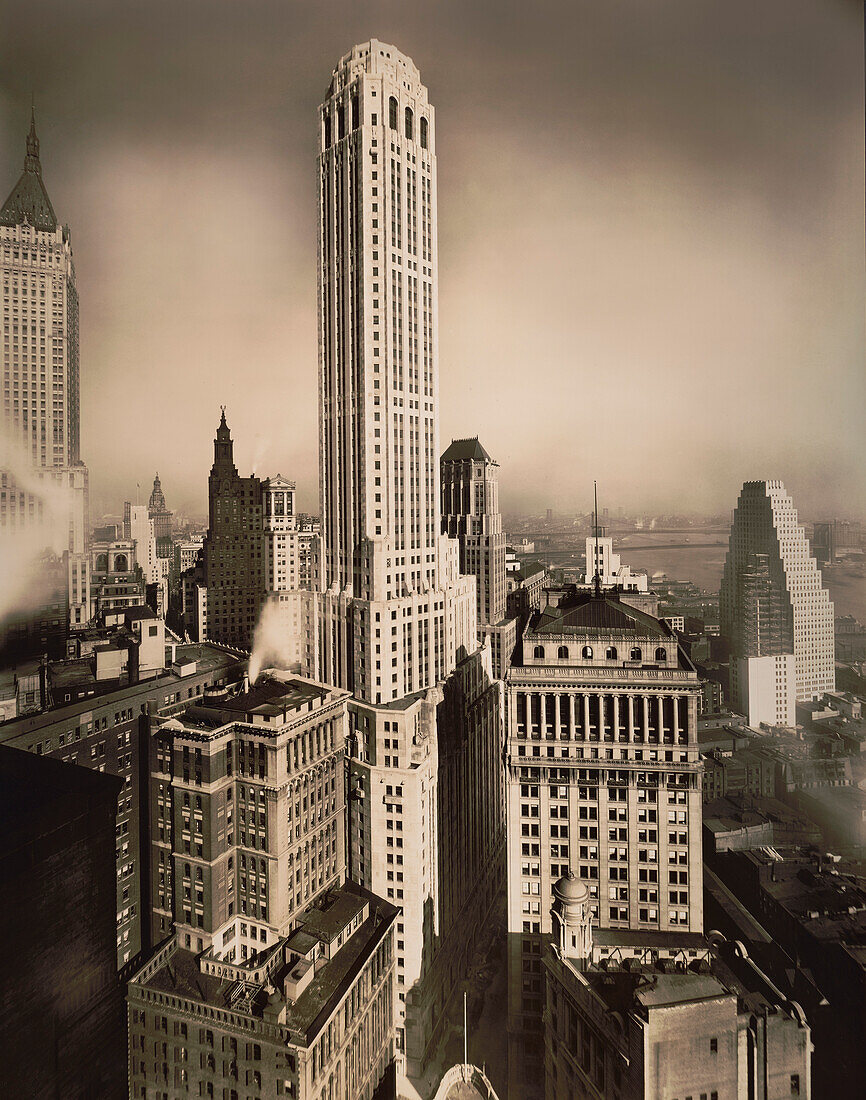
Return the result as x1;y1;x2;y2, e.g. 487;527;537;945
0;107;58;231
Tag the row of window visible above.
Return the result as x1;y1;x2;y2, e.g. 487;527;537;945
533;644;668;662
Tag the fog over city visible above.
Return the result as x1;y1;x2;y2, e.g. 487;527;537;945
0;0;862;521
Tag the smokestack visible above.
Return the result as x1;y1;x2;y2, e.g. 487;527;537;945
125;637;140;686
39;653;48;711
243;673;250;694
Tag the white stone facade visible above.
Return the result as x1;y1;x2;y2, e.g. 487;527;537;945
316;40;476;706
1;121;89;630
721;480;834;704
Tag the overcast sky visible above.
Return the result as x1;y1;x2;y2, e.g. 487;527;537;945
1;0;863;521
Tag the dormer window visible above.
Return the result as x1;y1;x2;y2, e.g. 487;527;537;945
557;646;569;659
630;647;642;661
533;645;545;659
655;647;667;662
582;646;593;660
606;646;617;660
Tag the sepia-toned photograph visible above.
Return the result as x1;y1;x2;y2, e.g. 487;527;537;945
0;2;863;1097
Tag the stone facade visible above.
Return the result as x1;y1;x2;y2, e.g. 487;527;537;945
504;589;703;1097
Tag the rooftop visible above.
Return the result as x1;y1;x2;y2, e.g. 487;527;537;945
134;883;397;1045
0;112;57;232
529;589;671;638
0;643;243;741
221;676;329;717
441;438;493;463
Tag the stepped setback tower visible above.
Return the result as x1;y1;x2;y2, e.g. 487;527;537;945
720;480;834;724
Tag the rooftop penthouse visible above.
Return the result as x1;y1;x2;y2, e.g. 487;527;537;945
128;883;398;1099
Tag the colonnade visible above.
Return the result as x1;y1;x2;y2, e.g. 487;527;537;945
512;691;690;746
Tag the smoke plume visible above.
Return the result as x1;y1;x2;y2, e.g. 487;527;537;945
248;594;302;684
0;432;76;625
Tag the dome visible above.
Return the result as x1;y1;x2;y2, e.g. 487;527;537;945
553;872;589;904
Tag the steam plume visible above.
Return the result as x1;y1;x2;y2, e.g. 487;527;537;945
0;432;76;624
248;595;303;684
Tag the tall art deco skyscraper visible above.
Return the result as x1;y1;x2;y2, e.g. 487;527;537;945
720;479;835;724
317;41;476;704
1;111;89;636
317;43;499;1079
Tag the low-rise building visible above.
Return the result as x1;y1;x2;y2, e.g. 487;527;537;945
128;882;397;1100
543;875;812;1100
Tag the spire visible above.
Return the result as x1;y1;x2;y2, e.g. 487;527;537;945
0;106;58;231
213;406;234;468
25;102;41;175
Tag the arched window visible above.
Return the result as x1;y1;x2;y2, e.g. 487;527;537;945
389;96;398;130
533;645;545;659
351;96;359;131
606;646;618;660
323;112;331;148
630;647;642;661
405;106;413;140
558;646;569;659
420;117;428;149
655;647;667;662
95;553;108;572
113;553;128;572
582;645;593;659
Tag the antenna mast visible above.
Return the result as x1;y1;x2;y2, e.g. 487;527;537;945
593;480;601;596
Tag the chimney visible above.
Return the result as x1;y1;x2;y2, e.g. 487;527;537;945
39;653;49;711
126;638;140;686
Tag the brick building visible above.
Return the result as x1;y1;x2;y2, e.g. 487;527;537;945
0;641;243;969
128;882;397;1100
148;673;350;958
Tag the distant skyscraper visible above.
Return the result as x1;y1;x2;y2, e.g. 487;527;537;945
441;436;517;679
147;472;173;546
720;480;834;721
202;409;264;649
1;110;89;631
441;437;507;628
584;525;648;593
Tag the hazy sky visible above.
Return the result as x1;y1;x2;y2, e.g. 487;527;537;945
1;0;863;521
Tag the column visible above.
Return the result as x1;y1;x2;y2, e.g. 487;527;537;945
612;694;620;743
627;694;635;744
643;695;650;742
568;693;576;740
584;694;592;740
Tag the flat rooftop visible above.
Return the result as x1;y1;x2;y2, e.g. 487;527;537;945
135;883;397;1046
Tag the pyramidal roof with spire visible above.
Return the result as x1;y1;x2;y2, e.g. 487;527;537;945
0;108;58;232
